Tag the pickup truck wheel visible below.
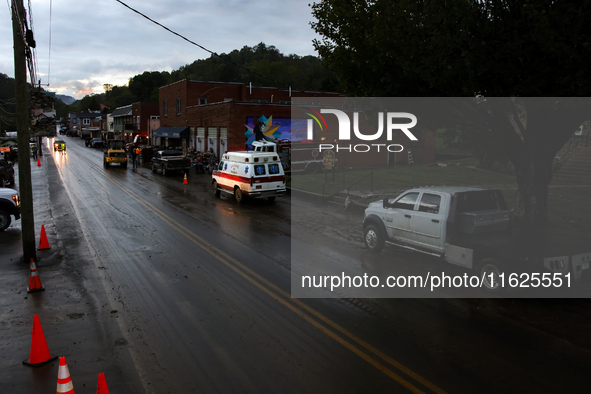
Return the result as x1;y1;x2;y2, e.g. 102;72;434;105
162;167;167;176
0;210;11;231
234;187;244;203
364;225;385;253
103;159;108;168
478;257;504;292
213;181;221;197
151;164;156;172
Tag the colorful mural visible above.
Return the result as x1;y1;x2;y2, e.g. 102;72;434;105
244;115;308;149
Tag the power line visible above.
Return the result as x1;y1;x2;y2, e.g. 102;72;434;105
26;0;39;85
113;0;286;88
48;0;52;85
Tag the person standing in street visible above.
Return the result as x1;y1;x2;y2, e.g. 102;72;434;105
32;144;38;160
130;146;137;168
135;147;141;168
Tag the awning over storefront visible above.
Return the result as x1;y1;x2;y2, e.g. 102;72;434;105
153;127;189;139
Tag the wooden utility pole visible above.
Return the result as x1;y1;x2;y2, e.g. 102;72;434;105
12;0;37;263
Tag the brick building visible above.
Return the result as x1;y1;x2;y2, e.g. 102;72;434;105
155;79;435;168
156;79;341;154
110;103;159;143
132;102;159;139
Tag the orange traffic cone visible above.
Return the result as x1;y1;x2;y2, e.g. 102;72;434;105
27;259;45;292
37;157;41;166
38;224;50;250
183;173;188;184
96;372;110;394
22;314;57;367
56;356;75;393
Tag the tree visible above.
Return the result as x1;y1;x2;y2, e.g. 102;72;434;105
168;43;338;92
311;0;591;225
129;71;170;103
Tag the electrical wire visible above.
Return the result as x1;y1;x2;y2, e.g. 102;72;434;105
48;0;52;86
26;0;39;85
113;0;286;88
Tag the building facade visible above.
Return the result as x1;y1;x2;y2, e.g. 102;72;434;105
156;79;435;168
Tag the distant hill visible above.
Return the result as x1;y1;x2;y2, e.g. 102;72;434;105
56;94;76;105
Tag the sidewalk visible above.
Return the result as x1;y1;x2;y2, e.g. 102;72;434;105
0;150;142;393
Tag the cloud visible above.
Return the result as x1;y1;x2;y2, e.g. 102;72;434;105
1;0;320;98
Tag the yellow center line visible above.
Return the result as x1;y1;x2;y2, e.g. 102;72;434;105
86;162;446;394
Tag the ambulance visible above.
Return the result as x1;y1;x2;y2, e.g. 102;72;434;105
212;148;287;203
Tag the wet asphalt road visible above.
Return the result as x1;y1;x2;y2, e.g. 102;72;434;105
1;137;591;393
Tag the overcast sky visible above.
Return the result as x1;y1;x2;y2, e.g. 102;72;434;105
0;0;322;99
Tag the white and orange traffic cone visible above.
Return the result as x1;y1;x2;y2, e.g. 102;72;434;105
22;314;57;367
183;173;188;185
96;372;110;394
27;259;45;293
56;356;75;393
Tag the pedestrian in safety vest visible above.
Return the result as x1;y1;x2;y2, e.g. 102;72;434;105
135;147;141;168
130;147;137;168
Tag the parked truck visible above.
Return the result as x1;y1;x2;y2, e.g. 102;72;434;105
0;158;16;187
151;150;191;176
0;187;20;231
363;186;591;292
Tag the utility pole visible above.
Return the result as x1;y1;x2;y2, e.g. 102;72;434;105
12;0;36;263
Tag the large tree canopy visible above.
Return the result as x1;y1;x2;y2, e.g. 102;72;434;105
311;0;591;225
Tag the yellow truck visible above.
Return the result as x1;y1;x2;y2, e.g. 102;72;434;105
103;140;128;168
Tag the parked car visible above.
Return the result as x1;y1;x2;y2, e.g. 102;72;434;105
0;158;16;187
0;187;20;231
91;138;105;149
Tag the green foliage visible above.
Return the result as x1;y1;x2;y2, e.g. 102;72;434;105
63;85;139;116
129;71;171;103
170;43;338;91
0;73;17;132
311;0;591;97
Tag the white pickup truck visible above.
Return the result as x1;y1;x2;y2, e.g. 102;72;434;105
0;187;20;231
363;186;591;291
